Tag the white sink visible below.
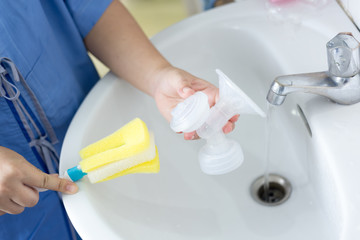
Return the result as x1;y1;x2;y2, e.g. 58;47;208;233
60;1;360;239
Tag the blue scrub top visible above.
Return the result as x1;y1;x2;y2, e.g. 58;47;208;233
0;0;112;239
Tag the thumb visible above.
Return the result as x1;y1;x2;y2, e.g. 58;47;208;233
27;171;78;194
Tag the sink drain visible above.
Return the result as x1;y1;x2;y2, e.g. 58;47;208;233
251;174;292;206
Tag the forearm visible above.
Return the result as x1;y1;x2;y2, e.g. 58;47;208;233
84;0;171;97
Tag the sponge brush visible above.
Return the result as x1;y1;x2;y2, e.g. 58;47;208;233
66;118;160;183
86;132;157;183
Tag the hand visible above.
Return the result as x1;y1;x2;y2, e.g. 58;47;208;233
152;66;239;140
0;147;78;215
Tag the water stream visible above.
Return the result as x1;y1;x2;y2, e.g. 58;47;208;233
263;103;275;201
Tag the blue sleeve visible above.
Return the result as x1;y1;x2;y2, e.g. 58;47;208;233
65;0;113;38
203;0;217;10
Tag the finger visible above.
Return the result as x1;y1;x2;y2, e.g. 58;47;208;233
32;174;60;192
184;131;199;140
0;210;6;216
0;199;24;215
184;132;194;140
222;121;235;134
179;87;195;99
25;171;78;194
40;173;60;191
229;114;240;123
11;184;39;208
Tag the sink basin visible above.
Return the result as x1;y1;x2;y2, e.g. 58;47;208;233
60;1;360;239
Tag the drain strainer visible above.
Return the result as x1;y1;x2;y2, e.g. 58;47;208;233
251;174;292;206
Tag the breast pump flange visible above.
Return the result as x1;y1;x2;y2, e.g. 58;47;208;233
170;69;265;175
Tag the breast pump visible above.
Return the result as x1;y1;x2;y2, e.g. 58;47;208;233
170;69;265;175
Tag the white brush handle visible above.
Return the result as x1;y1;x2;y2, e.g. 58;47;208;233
34;187;48;192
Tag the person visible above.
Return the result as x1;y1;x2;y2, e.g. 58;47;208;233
0;1;238;239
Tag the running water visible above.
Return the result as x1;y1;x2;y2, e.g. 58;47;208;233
263;102;275;201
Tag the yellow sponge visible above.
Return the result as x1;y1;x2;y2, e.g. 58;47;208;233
78;118;160;183
79;118;151;173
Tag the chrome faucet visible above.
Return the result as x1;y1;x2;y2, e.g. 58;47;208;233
267;32;360;105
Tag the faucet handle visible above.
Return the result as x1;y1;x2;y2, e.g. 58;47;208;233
326;32;360;78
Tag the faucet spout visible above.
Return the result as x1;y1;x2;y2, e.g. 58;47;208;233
267;33;360;106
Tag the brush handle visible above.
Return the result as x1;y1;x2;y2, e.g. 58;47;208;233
67;165;87;182
35;187;49;192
